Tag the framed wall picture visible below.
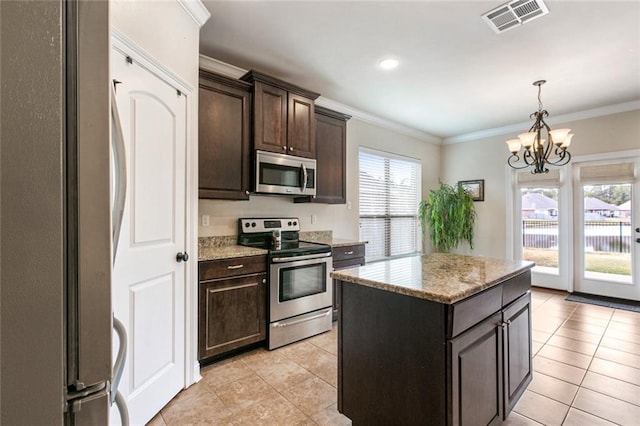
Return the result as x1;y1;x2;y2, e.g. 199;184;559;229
459;179;484;202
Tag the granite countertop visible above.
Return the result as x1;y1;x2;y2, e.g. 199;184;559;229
198;231;366;261
198;236;267;261
330;253;534;304
299;231;367;248
198;245;267;262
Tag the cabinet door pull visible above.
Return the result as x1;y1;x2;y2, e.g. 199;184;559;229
227;264;244;270
345;251;354;255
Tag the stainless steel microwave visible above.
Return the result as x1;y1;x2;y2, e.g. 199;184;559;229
255;150;317;196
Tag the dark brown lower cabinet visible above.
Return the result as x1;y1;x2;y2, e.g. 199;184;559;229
502;292;533;414
331;244;365;321
451;291;532;425
450;312;503;426
198;256;267;361
338;271;532;425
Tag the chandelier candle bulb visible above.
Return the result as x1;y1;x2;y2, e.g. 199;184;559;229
506;80;574;174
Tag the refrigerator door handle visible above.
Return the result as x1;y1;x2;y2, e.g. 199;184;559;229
111;84;130;425
111;316;127;404
111;83;127;263
111;316;129;425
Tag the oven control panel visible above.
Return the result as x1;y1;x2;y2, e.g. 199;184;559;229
239;218;300;233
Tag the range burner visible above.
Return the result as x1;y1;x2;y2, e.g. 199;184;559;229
238;217;331;258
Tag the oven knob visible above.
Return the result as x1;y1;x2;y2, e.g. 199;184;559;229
244;222;250;228
288;221;292;226
251;222;256;227
293;221;297;226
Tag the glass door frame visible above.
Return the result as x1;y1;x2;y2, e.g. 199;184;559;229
572;155;640;300
506;167;572;291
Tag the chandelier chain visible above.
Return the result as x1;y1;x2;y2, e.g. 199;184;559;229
537;84;543;112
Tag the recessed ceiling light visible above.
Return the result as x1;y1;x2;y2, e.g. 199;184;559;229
379;58;399;70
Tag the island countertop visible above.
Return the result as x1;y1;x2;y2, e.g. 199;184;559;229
330;253;534;304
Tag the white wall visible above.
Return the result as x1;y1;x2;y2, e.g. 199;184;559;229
199;118;441;240
111;0;200;86
441;109;640;259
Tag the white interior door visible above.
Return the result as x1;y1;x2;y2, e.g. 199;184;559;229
111;50;187;425
573;159;640;300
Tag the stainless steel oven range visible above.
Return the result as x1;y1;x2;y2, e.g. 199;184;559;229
238;218;333;349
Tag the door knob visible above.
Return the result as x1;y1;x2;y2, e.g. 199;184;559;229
176;252;189;262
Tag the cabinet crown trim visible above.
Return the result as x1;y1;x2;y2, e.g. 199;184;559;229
316;105;351;121
241;70;320;100
199;69;253;90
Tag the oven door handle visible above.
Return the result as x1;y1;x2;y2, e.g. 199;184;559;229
271;309;331;328
271;252;332;263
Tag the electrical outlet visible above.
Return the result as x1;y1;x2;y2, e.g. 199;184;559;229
311;214;317;224
202;214;210;227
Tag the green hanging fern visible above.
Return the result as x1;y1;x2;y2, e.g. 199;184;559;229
419;182;477;253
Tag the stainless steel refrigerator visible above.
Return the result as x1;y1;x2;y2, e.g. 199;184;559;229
1;1;127;424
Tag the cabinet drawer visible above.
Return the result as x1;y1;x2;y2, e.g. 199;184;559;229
332;244;365;263
447;285;503;339
502;270;531;307
199;255;267;281
333;258;365;270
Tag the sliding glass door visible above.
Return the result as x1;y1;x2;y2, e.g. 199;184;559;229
573;161;639;299
510;154;639;299
514;169;569;290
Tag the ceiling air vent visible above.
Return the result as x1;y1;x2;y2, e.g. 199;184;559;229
482;0;549;34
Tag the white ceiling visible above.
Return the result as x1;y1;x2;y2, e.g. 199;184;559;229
199;1;640;142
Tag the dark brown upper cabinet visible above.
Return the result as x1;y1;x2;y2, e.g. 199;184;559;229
198;70;252;200
241;70;319;159
296;106;351;204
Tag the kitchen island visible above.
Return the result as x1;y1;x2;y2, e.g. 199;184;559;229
331;253;534;426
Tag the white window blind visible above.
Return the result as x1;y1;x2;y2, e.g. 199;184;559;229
518;169;560;186
359;149;421;262
580;162;635;184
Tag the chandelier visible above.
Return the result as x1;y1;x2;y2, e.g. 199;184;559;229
505;80;574;174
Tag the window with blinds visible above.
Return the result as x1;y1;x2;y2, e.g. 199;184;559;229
359;149;422;262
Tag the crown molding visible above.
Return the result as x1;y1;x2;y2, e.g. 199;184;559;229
443;100;640;145
314;97;441;145
198;54;442;145
177;0;211;27
199;55;246;79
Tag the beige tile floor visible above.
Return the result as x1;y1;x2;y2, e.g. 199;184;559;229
149;287;640;425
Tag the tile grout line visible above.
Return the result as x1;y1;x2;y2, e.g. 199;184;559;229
560;304;614;425
234;339;339;422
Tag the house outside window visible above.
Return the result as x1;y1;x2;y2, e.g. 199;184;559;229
359;148;422;262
